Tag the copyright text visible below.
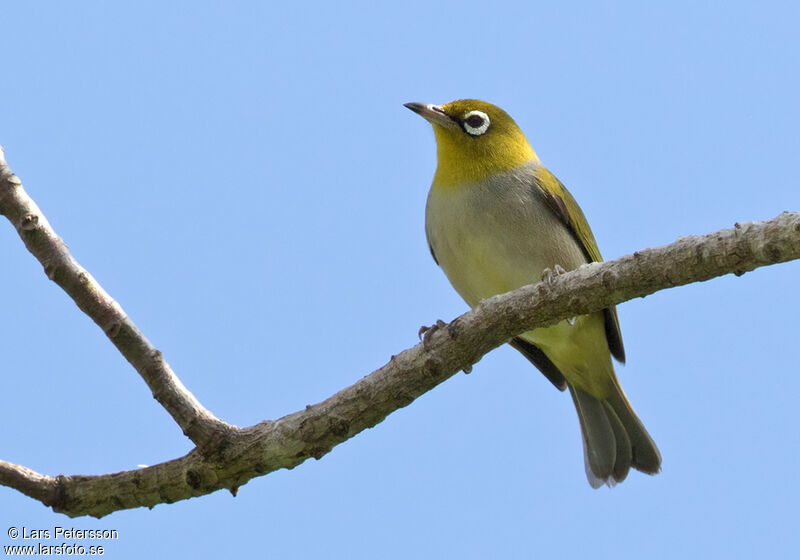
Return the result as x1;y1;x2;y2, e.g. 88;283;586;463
5;527;118;556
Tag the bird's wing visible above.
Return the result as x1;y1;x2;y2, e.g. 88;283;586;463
509;337;567;391
532;167;626;363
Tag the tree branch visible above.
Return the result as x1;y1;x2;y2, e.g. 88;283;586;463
0;146;233;448
0;460;58;506
2;146;798;517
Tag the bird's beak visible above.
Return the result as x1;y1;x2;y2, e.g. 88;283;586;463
404;102;458;129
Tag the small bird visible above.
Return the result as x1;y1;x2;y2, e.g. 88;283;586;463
405;99;660;487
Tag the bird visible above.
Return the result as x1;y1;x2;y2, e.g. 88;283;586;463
405;99;660;487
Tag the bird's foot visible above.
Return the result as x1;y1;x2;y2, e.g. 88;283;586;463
541;264;567;286
418;319;447;348
541;265;577;325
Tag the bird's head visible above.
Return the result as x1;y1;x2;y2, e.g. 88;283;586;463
405;99;539;187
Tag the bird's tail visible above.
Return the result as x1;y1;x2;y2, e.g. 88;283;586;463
569;381;661;488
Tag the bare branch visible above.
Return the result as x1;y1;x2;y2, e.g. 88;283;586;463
0;460;58;506
0;146;233;447
1;146;798;517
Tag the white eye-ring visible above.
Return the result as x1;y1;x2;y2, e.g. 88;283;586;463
462;110;490;136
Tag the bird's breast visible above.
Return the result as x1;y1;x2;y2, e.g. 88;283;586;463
425;162;587;307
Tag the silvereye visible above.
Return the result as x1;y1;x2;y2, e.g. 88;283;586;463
406;99;660;487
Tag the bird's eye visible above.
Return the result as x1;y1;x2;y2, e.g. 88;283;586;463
462;110;490;136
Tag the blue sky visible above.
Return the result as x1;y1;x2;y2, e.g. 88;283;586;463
2;1;799;558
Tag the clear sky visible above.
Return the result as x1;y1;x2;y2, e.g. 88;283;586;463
2;1;799;558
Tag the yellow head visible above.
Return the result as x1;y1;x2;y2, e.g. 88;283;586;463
405;99;539;187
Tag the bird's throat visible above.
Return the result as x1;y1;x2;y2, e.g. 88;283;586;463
432;131;539;189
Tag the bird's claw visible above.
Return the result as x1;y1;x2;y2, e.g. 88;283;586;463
419;319;447;347
541;265;578;325
541;264;567;285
